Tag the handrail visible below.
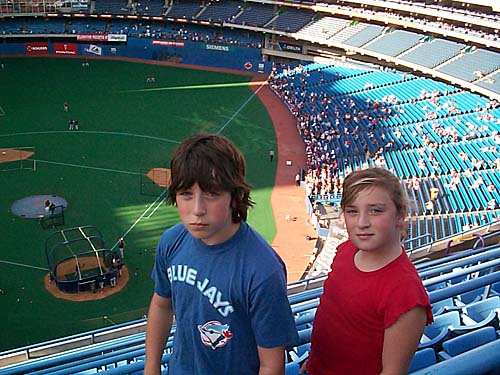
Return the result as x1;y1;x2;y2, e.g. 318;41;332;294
418;247;500;279
423;258;500;289
404;233;434;257
428;271;500;303
446;233;485;256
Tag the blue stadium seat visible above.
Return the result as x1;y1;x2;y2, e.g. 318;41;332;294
419;311;460;350
454;286;489;307
297;327;313;345
409;347;437;373
438;326;497;360
431;297;456;316
490;282;500;297
285;362;300;375
461;296;500;330
294;308;316;330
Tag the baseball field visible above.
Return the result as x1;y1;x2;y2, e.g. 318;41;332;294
0;57;279;351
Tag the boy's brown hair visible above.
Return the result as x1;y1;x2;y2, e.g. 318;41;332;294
340;167;408;219
167;133;254;222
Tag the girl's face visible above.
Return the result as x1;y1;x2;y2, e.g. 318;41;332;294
176;182;239;246
343;186;404;255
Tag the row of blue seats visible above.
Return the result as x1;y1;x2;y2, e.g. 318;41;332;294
410;326;500;373
1;261;499;374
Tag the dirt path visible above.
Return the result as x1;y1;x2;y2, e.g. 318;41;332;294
251;78;317;282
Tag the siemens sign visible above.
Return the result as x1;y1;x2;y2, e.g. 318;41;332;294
205;44;230;52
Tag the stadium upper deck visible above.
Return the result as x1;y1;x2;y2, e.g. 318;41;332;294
1;0;499;99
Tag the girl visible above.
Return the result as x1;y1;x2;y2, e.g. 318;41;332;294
302;167;433;374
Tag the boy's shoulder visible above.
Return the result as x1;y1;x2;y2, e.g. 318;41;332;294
158;223;190;253
241;222;286;265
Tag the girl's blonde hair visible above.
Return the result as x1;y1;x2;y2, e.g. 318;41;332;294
340;168;408;219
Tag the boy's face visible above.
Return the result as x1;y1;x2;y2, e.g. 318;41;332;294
176;182;239;246
343;186;404;254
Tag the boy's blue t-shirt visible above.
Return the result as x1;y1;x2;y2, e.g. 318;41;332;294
151;222;299;375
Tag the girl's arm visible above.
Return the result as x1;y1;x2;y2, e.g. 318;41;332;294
381;306;428;375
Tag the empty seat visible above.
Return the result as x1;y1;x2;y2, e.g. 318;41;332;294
297;327;313;345
490;281;500;297
419;311;461;350
431;297;456;315
461;296;500;330
409;347;437;373
454;286;488;307
438;326;497;360
285;362;300;375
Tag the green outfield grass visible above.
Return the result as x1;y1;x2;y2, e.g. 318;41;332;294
0;57;278;351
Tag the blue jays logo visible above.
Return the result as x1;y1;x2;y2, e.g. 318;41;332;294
198;320;233;350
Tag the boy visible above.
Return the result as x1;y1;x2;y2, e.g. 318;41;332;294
145;134;298;375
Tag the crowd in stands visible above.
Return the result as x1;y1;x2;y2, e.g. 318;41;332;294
268;63;500;227
2;0;498;47
0;17;263;48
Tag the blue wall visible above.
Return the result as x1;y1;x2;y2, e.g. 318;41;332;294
0;38;272;73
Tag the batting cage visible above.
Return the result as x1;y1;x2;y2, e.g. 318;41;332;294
45;226;115;293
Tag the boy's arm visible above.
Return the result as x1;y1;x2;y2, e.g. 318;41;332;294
144;293;174;375
381;306;428;375
257;345;286;375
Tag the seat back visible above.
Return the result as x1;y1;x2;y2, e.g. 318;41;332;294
456;286;488;305
465;296;500;321
432;297;455;315
297;327;313;345
442;326;496;357
433;310;461;332
285;362;300;375
409;348;436;373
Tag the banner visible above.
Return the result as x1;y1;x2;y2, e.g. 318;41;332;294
71;0;89;8
77;34;108;42
54;43;77;55
25;42;48;55
152;40;185;47
77;33;127;42
205;43;230;52
278;42;303;54
84;44;102;56
107;34;127;42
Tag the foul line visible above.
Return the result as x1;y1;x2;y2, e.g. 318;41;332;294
0;259;49;271
217;79;268;135
145;197;166;219
111;189;167;251
36;159;142;175
0;130;181;144
0;105;5;116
